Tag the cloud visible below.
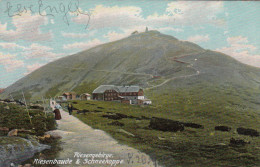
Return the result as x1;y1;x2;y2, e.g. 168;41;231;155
157;27;183;33
63;39;103;50
0;42;25;50
216;36;260;67
104;31;127;42
186;35;210;43
0;12;52;41
22;43;63;60
24;63;44;75
72;2;224;30
0;52;24;72
73;5;143;29
62;30;96;38
165;2;224;26
104;26;150;42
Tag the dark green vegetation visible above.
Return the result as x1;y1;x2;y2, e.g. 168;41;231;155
1;30;260;166
0;103;62;167
0;103;56;136
70;100;260;167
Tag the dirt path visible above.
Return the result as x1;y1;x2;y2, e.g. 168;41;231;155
49;101;160;167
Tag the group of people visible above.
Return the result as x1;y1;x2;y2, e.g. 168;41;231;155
52;102;74;120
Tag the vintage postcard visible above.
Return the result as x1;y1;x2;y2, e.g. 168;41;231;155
0;0;259;167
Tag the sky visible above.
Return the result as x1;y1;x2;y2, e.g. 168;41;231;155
0;0;259;88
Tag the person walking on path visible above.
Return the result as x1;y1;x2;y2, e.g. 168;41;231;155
53;107;62;120
67;103;73;115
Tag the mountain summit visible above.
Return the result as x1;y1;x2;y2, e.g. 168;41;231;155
1;30;260;107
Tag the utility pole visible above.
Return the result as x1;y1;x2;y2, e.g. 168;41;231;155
22;91;33;126
10;94;14;101
42;96;47;118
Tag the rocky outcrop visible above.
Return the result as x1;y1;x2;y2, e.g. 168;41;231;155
0;136;50;166
149;117;204;132
44;131;62;139
108;121;124;127
102;113;128;120
29;104;44;110
7;129;18;137
229;138;250;146
237;127;259;137
183;122;204;129
149;117;184;132
215;126;231;132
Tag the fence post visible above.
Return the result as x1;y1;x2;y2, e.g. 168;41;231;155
22;91;33;126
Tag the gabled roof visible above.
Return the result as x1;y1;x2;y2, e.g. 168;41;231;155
81;93;91;96
93;85;142;94
93;85;116;94
117;86;141;93
63;92;76;95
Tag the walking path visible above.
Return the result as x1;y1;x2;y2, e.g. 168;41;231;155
49;101;160;167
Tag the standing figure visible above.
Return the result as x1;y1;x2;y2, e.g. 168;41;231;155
55;103;62;109
53;107;62;120
68;103;73;115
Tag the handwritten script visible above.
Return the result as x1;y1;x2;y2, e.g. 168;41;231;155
4;0;91;28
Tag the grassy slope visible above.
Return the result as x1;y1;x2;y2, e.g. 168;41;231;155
3;31;260;102
70;86;260;167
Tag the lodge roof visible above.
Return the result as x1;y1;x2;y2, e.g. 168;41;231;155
93;85;142;94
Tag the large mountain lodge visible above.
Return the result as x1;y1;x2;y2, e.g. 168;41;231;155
92;85;152;105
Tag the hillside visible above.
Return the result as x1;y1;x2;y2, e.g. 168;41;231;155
1;30;260;166
1;30;260;109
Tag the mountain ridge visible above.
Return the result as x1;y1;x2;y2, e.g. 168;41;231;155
1;30;260;107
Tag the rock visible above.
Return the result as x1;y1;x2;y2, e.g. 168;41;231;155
4;106;10;110
8;129;18;137
0;127;9;131
116;113;128;118
93;110;102;113
77;109;89;114
183;122;204;129
149;117;184;132
237;127;259;137
158;136;166;140
29;104;44;110
102;114;121;120
117;129;135;137
230;137;250;146
44;131;62;139
38;134;51;142
0;136;50;166
18;129;32;133
215;126;231;132
24;164;31;167
102;113;128;120
141;116;151;120
44;134;51;139
108;121;124;127
216;143;227;146
39;153;46;160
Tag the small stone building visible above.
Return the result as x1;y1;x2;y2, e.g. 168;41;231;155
62;92;77;100
80;93;91;100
